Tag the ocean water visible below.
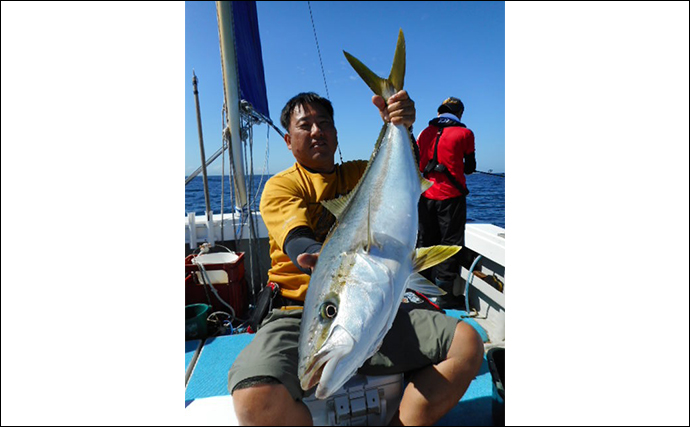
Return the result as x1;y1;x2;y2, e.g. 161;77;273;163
185;172;505;229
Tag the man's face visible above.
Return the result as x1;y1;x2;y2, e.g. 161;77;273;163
285;102;338;173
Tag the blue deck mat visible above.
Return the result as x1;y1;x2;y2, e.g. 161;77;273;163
185;313;496;425
444;309;490;343
185;340;202;373
437;310;494;425
434;356;493;426
185;334;256;401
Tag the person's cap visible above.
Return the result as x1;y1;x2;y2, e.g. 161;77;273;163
437;97;464;117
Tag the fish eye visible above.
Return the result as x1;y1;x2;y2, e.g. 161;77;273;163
320;302;338;320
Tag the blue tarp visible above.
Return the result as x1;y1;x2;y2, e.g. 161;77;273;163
232;1;270;119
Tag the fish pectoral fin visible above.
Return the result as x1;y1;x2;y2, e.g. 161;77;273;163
421;177;433;193
406;273;446;296
413;245;462;273
321;193;353;220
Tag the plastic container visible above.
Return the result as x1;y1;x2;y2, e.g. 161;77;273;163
188;252;241;284
185;303;211;340
185;252;247;319
302;373;404;426
487;347;505;426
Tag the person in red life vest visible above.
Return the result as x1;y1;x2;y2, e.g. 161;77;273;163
416;97;476;309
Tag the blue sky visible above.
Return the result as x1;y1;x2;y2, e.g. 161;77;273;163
2;3;688;425
185;1;505;176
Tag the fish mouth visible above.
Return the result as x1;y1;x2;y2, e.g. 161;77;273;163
300;325;355;395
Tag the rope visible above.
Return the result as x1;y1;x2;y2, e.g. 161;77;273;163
307;1;343;164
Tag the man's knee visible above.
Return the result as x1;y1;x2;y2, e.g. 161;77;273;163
232;383;289;424
232;381;312;426
450;321;485;368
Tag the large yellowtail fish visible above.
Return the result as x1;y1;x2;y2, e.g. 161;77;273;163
297;29;461;399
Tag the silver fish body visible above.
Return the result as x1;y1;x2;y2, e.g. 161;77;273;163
297;29;460;399
298;124;420;399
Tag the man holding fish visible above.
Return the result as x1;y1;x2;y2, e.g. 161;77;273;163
228;30;484;425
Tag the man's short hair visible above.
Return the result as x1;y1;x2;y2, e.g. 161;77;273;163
280;92;335;132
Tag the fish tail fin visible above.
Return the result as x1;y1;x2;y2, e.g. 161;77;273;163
388;29;405;91
343;29;405;101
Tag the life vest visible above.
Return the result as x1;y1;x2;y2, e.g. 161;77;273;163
421;117;470;196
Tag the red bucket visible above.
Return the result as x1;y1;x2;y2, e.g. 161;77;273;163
185;252;248;320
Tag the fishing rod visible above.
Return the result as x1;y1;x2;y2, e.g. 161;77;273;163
475;170;505;178
192;70;213;217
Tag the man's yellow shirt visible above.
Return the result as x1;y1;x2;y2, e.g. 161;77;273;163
259;160;367;301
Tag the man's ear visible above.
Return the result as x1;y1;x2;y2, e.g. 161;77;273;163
284;133;291;150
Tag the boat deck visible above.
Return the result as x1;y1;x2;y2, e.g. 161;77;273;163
184;310;500;426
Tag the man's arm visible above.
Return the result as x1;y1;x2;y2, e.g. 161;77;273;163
259;177;315;270
464;152;476;175
284;226;322;275
463;130;476;175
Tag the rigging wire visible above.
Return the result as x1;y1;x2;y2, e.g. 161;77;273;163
307;1;329;99
242;103;273;301
240;104;273;301
241;111;258;298
240;100;271;203
307;0;343;164
220;106;226;241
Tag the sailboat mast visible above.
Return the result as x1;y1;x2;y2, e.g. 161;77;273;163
216;1;248;209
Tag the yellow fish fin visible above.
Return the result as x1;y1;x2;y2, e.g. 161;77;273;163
421;177;433;193
321;192;353;220
413;245;462;273
343;29;406;101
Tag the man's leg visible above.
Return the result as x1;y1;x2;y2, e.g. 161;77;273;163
417;196;440;282
232;383;312;426
227;309;309;425
390;321;484;426
435;195;466;284
432;196;467;309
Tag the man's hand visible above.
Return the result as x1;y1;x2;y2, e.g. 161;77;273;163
373;90;415;129
297;252;319;272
